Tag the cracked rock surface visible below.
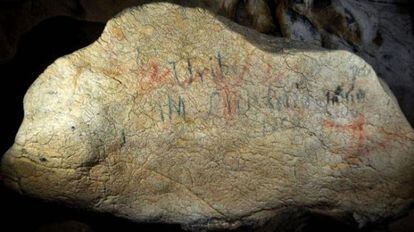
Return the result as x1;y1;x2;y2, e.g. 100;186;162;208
2;0;413;127
1;2;414;231
0;0;274;62
276;0;414;128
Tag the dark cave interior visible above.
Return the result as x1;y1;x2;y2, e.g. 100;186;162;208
0;16;183;232
0;3;413;232
0;14;369;232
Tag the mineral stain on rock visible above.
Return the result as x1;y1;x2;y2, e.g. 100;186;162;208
1;2;414;231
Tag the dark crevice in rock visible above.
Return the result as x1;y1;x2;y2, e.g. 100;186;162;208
235;1;249;28
267;0;283;36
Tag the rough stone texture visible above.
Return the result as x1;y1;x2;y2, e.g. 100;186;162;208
1;2;414;231
0;0;273;62
2;0;413;128
276;0;414;130
0;0;139;62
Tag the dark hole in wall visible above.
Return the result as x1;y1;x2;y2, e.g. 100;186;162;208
267;0;282;36
235;0;250;30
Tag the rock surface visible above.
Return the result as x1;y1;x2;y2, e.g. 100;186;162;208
0;0;274;62
276;0;414;128
2;2;414;231
2;0;413;128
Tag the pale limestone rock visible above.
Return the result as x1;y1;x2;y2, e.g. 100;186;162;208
276;0;414;125
2;0;413;126
2;3;414;231
0;0;274;61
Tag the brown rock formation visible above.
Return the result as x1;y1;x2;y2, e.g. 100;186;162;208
2;3;413;231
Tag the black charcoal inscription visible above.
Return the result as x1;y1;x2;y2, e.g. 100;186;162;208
210;66;217;80
167;59;201;87
158;103;165;122
217;51;225;75
169;61;183;87
121;130;126;147
356;89;366;100
187;59;194;85
326;84;366;105
236;93;254;116
197;70;205;82
267;86;276;109
266;86;293;110
168;95;186;119
345;83;354;101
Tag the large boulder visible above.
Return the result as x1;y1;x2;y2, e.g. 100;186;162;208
2;2;414;231
0;0;274;62
2;0;414;127
276;0;414;130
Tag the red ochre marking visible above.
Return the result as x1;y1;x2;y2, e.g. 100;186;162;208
323;114;367;164
149;63;170;84
211;54;253;121
260;62;287;86
132;62;171;93
376;128;413;151
323;113;366;146
324;114;413;165
131;52;278;122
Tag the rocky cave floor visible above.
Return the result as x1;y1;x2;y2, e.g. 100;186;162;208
0;5;414;232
